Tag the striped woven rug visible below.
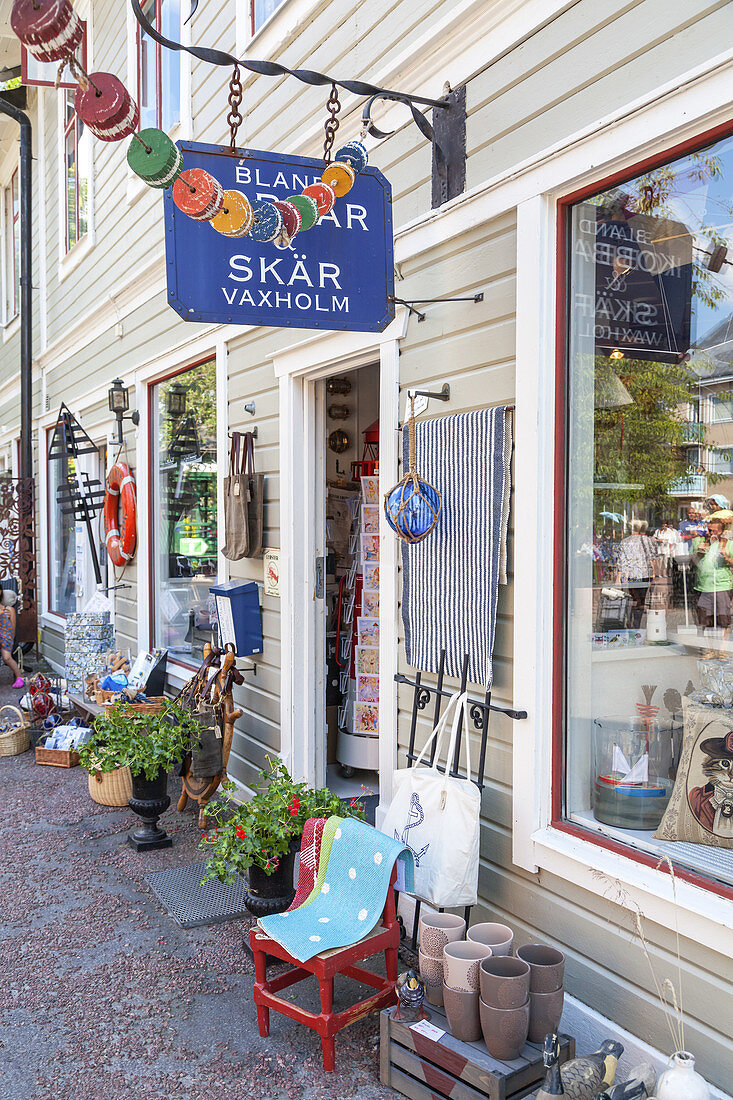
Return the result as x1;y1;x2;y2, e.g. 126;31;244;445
400;405;512;687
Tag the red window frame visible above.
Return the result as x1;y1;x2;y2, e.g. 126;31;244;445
20;21;87;89
137;0;164;131
552;116;733;903
63;93;86;253
5;169;19;318
147;357;218;672
137;0;181;132
250;0;285;35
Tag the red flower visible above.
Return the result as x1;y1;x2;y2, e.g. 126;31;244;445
236;826;246;840
289;796;301;816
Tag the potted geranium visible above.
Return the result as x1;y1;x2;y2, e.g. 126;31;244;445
201;757;366;916
77;702;201;851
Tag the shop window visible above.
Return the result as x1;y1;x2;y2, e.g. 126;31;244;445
151;360;218;665
63;89;90;252
562;129;733;889
251;0;286;33
48;450;77;617
3;169;19;321
137;0;181;132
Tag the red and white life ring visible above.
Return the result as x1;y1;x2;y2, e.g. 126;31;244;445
104;462;137;567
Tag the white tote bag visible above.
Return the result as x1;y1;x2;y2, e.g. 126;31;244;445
381;691;481;907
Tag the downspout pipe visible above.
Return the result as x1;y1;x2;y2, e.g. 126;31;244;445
0;98;32;484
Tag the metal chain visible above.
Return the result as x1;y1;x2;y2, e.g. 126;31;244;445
227;63;244;153
322;82;341;165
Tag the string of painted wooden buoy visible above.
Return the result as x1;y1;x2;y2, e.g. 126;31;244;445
11;0;369;248
127;125;369;248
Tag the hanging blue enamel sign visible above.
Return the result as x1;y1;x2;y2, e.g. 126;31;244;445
163;141;395;333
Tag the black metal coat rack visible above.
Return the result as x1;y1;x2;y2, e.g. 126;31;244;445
394;649;527;953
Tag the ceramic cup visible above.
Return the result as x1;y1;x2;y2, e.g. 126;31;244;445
419;912;466;958
467;922;514;956
419;949;444;1006
527;987;565;1043
442;941;493;993
479;997;530;1061
516;944;565;994
442;982;482;1043
479;955;531;1010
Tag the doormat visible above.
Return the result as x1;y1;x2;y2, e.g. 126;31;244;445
145;860;250;929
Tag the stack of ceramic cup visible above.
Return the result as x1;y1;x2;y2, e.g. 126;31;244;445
442;938;494;1042
516;944;565;1043
471;924;532;1060
418;913;465;1007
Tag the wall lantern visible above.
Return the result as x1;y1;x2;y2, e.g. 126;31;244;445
108;378;140;445
166;381;187;418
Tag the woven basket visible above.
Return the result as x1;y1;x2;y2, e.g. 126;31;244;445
0;705;30;757
98;695;167;715
88;766;133;806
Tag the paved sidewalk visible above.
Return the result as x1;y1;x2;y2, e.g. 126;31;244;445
0;674;397;1100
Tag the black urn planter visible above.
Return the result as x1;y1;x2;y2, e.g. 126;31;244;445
128;768;172;851
244;838;299;918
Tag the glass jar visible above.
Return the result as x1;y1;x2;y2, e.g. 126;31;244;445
592;715;680;829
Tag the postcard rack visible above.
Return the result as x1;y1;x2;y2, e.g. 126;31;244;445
394;649;527;953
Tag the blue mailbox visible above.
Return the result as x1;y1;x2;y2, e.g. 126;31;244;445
209;580;263;657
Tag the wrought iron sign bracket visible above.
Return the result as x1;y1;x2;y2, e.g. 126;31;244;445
390;291;483;322
361;84;466;208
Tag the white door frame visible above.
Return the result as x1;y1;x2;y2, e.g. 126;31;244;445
273;310;408;800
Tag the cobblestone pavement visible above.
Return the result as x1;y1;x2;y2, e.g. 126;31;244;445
0;672;398;1100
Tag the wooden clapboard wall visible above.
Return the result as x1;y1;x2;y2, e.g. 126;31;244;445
0;0;730;1090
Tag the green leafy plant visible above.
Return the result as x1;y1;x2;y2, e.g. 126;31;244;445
201;756;368;882
77;701;201;781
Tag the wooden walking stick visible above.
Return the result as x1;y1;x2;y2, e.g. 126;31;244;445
177;644;244;828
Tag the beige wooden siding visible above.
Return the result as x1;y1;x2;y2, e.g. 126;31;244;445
0;0;730;1089
465;0;732;188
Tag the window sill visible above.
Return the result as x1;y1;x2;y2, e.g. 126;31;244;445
58;233;94;282
2;315;20;343
529;823;733;945
569;809;733;887
41;610;68;631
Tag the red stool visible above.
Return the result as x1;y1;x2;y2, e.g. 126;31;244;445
251;866;399;1072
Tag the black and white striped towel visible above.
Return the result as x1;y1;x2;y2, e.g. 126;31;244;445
400;406;512;687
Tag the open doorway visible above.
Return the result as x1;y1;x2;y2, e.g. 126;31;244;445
322;362;381;809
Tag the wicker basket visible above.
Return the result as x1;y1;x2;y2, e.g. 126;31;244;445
0;705;29;757
88;766;133;806
35;745;79;768
97;695;167;715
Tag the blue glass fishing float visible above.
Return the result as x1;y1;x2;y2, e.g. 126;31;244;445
384;395;442;543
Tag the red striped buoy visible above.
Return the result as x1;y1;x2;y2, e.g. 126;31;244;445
11;0;83;63
75;72;139;140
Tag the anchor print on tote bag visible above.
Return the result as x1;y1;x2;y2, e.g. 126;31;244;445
380;692;481;907
394;792;430;866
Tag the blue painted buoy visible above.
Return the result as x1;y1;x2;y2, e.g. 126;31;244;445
250;199;283;243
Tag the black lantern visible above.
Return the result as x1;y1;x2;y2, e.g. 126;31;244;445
108;378;139;445
167;382;187;418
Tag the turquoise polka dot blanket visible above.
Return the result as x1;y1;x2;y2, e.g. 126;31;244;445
258;817;415;962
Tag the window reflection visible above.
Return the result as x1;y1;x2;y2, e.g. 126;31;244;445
565;132;733;883
152;361;218;663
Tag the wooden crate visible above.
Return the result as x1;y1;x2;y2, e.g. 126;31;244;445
380;1004;574;1100
35;746;80;768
